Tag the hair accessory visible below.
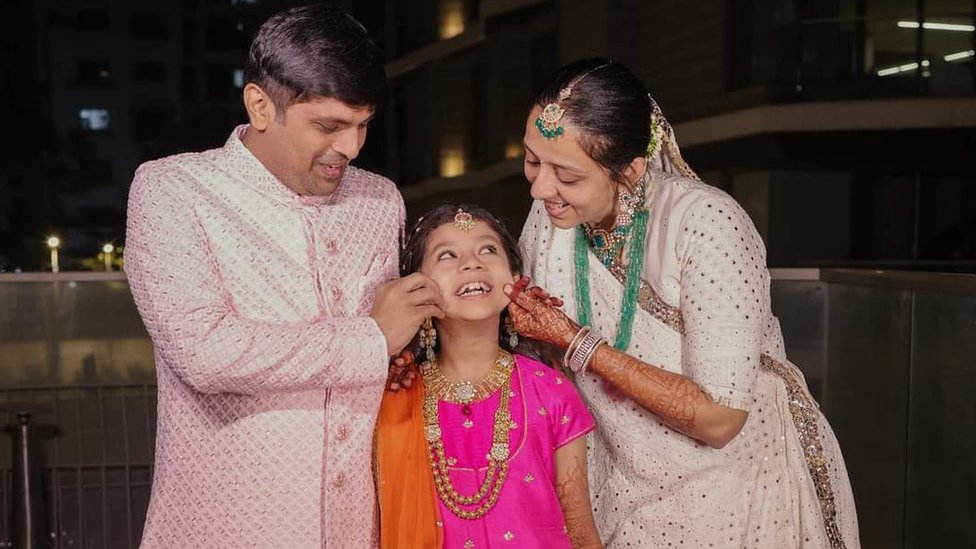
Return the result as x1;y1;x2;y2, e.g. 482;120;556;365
535;63;611;140
646;96;665;159
453;209;476;232
645;95;701;181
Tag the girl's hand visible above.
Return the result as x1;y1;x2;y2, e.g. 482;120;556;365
386;349;417;392
505;276;578;349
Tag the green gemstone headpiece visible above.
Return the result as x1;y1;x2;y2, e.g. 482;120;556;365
534;63;610;140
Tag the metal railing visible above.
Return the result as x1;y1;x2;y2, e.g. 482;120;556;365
0;385;156;549
1;269;974;548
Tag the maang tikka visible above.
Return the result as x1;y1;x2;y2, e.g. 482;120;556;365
535;63;611;140
453;208;476;232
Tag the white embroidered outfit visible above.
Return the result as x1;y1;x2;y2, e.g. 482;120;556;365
520;169;860;548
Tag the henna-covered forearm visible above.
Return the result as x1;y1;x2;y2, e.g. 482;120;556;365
588;344;743;447
555;441;602;549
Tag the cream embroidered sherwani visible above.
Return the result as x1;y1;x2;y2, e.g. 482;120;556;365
125;126;401;548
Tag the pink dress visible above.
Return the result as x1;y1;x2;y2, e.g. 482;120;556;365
436;354;595;548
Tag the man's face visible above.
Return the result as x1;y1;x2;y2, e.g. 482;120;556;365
262;96;374;197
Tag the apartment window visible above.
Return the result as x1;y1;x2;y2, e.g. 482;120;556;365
72;9;110;30
469;63;488;167
76;60;112;86
133;108;168;140
233;68;245;88
725;0;754;89
183;19;198;55
205;64;235;100
133;61;167;83
79;109;110;131
204;17;249;50
131;12;170;40
182;65;198;102
530;33;555;93
439;0;465;39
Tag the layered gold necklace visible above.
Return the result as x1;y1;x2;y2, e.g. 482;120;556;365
421;350;515;519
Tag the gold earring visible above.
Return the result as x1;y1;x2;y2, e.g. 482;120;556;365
504;316;519;348
420;317;437;363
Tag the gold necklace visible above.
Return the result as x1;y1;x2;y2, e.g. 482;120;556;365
421;350;515;520
421;353;513;405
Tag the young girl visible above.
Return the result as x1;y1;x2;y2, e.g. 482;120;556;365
376;204;602;549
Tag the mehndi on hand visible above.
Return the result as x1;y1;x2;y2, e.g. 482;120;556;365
505;277;578;349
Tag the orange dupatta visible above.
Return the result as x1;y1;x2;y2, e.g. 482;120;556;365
375;378;443;549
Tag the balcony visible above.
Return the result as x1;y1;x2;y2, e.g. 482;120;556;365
1;269;974;547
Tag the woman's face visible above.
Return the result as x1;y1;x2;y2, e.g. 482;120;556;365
419;220;520;322
522;105;618;229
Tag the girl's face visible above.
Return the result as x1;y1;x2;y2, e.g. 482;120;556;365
419;220;520;322
522;104;618;229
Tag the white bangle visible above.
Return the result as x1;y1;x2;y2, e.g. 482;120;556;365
562;326;591;369
579;336;605;375
568;329;605;374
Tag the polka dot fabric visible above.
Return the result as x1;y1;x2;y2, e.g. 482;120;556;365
520;170;860;548
125;126;402;548
673;188;767;411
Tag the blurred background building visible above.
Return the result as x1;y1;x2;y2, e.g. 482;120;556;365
0;0;974;547
383;0;976;271
0;0;973;272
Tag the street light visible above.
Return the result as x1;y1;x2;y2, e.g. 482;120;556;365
46;236;60;273
102;243;114;271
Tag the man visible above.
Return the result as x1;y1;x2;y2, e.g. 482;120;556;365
124;6;442;548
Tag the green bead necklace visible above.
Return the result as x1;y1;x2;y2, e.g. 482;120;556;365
573;208;649;351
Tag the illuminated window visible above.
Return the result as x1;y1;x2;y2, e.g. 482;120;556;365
77;59;112;86
439;0;465;39
133;61;167;83
440;145;466;178
504;141;523;160
131;12;169;40
79;109;110;131
233;68;245;88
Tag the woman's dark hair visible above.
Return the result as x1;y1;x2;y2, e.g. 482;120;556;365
401;203;545;361
535;57;651;184
245;4;387;114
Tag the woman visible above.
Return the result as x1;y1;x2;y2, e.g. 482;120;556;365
506;58;860;548
375;204;602;548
